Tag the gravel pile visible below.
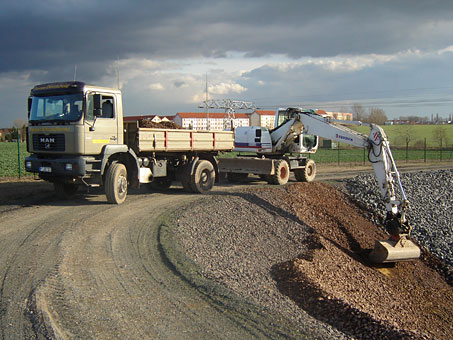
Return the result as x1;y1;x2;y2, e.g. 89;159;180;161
139;119;183;129
175;181;453;339
343;169;453;268
176;189;349;339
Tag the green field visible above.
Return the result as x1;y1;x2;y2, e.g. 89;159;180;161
0;142;30;178
1;124;452;178
351;124;453;148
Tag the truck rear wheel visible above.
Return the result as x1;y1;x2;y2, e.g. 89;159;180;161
294;159;316;182
105;163;128;204
267;159;290;185
54;182;78;199
190;160;215;193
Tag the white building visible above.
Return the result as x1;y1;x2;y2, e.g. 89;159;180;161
316;110;353;121
247;110;276;128
174;112;250;130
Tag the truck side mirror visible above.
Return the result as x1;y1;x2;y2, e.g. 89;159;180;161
93;94;102;117
27;97;32;118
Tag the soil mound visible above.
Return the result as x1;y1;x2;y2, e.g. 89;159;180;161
139;119;183;129
273;183;453;339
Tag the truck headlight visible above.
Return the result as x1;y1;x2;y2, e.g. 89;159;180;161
65;163;73;171
25;161;32;169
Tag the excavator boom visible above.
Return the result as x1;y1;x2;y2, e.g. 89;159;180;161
278;108;420;263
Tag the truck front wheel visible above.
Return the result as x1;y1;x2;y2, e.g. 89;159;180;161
105;163;128;204
190;160;215;193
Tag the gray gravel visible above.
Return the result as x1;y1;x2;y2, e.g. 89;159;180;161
342;169;453;268
175;189;350;340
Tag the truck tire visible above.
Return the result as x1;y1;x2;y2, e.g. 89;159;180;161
190;160;215;193
294;159;316;182
54;182;78;199
226;172;248;183
267;159;290;185
105;163;128;204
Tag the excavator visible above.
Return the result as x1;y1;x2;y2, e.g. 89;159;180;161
223;107;421;263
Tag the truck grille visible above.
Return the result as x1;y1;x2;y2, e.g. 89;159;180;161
32;134;65;152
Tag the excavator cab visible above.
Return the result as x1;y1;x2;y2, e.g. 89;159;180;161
275;108;319;154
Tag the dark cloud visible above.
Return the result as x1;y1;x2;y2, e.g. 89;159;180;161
2;0;453;76
2;0;453;126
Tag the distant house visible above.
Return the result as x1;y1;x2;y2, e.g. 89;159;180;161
317;110;353;121
247;110;276;128
174;112;250;131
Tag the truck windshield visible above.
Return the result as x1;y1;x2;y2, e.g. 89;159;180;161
30;93;84;122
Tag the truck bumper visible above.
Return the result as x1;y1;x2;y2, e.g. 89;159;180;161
24;154;88;181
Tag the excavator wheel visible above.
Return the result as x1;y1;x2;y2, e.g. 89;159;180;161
267;159;290;185
294;159;316;182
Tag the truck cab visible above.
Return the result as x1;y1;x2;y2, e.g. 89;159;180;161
25;81;138;199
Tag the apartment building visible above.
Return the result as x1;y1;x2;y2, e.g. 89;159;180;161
174;112;250;130
247;110;276;128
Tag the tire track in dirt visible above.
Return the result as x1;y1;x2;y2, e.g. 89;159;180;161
0;188;303;339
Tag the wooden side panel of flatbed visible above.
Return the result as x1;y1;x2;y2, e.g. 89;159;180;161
124;121;234;153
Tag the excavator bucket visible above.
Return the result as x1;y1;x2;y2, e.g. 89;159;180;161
369;237;420;263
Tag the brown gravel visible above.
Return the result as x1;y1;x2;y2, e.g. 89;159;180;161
176;183;453;340
138;119;183;129
269;183;453;339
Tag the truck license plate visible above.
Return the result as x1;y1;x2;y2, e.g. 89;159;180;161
39;166;52;173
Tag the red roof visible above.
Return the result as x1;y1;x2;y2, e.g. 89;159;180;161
316;109;327;115
253;110;275;116
177;112;249;119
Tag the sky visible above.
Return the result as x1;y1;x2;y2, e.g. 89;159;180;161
1;0;453;128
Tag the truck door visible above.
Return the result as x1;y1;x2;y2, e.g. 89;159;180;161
84;93;119;155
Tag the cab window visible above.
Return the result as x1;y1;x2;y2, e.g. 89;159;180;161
86;94;115;120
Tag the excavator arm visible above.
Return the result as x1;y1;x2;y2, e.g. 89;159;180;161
278;108;420;262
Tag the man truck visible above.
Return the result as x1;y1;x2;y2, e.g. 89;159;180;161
25;81;234;204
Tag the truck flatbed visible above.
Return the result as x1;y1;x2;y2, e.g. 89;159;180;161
124;121;234;153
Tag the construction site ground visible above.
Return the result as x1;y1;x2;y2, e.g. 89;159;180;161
0;162;451;339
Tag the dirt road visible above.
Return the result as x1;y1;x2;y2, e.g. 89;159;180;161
0;188;303;340
0;162;450;339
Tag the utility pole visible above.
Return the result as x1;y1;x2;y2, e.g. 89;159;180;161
205;73;209;130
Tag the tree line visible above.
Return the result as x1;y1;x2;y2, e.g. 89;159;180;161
351;103;388;125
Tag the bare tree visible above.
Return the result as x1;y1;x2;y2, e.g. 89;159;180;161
367;107;388;125
394;125;414;147
351;103;367;121
432;125;448;148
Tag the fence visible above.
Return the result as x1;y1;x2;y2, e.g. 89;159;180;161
1;142;452;179
310;144;453;165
